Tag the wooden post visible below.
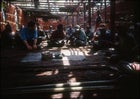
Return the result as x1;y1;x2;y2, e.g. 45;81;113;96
88;0;91;27
110;0;116;40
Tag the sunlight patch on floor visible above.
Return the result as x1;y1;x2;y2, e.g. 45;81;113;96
36;69;59;77
21;48;87;64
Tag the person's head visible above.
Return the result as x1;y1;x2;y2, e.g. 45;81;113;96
49;25;53;29
6;21;10;25
69;24;72;28
57;24;63;30
27;21;36;31
5;21;12;31
38;26;43;31
99;23;106;29
86;25;90;30
97;10;100;16
75;25;80;31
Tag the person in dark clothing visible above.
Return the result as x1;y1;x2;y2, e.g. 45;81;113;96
69;25;87;47
94;10;102;33
37;26;46;43
66;24;75;44
85;26;93;44
108;24;139;63
117;25;138;61
92;23;111;50
1;22;12;48
48;24;66;47
46;25;53;39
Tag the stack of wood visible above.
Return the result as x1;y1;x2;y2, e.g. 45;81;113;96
17;7;23;29
5;4;16;32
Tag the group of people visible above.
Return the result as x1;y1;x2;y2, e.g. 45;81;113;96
1;20;139;64
19;21;99;49
1;10;106;50
1;20;112;51
19;21;91;50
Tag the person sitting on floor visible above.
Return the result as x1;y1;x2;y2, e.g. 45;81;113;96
85;25;93;44
48;24;66;47
1;22;13;48
94;10;103;33
65;24;75;43
46;25;53;39
69;25;87;47
37;25;47;43
93;23;112;49
18;21;40;50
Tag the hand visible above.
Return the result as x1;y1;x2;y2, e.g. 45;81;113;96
33;44;37;49
26;45;33;50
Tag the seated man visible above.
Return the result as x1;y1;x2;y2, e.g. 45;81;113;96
85;26;93;44
19;21;40;50
1;22;12;48
92;23;112;50
46;25;54;39
37;26;47;43
48;24;66;47
66;24;75;43
114;24;139;61
69;25;87;47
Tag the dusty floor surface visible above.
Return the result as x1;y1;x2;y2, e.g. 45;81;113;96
1;45;139;99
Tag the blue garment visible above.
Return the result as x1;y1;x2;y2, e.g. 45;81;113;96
72;29;87;43
70;29;87;46
20;27;38;41
66;28;75;37
78;29;87;42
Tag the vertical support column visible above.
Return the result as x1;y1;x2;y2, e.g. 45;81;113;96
77;11;79;25
88;0;91;27
34;0;39;9
67;12;69;25
110;0;115;40
47;0;50;12
72;12;74;26
83;2;86;29
104;0;107;23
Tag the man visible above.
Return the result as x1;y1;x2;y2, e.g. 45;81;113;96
66;24;75;37
66;24;75;43
69;25;87;47
19;21;38;50
47;25;53;39
94;10;102;33
48;24;66;47
92;23;111;50
37;25;46;42
1;22;12;48
85;25;93;43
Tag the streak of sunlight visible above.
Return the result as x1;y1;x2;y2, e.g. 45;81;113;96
93;52;99;55
55;83;64;87
51;93;63;99
36;69;59;76
60;49;86;66
70;92;81;98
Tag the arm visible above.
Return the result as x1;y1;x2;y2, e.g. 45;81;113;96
23;40;33;50
32;30;38;49
20;28;32;50
33;38;37;49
